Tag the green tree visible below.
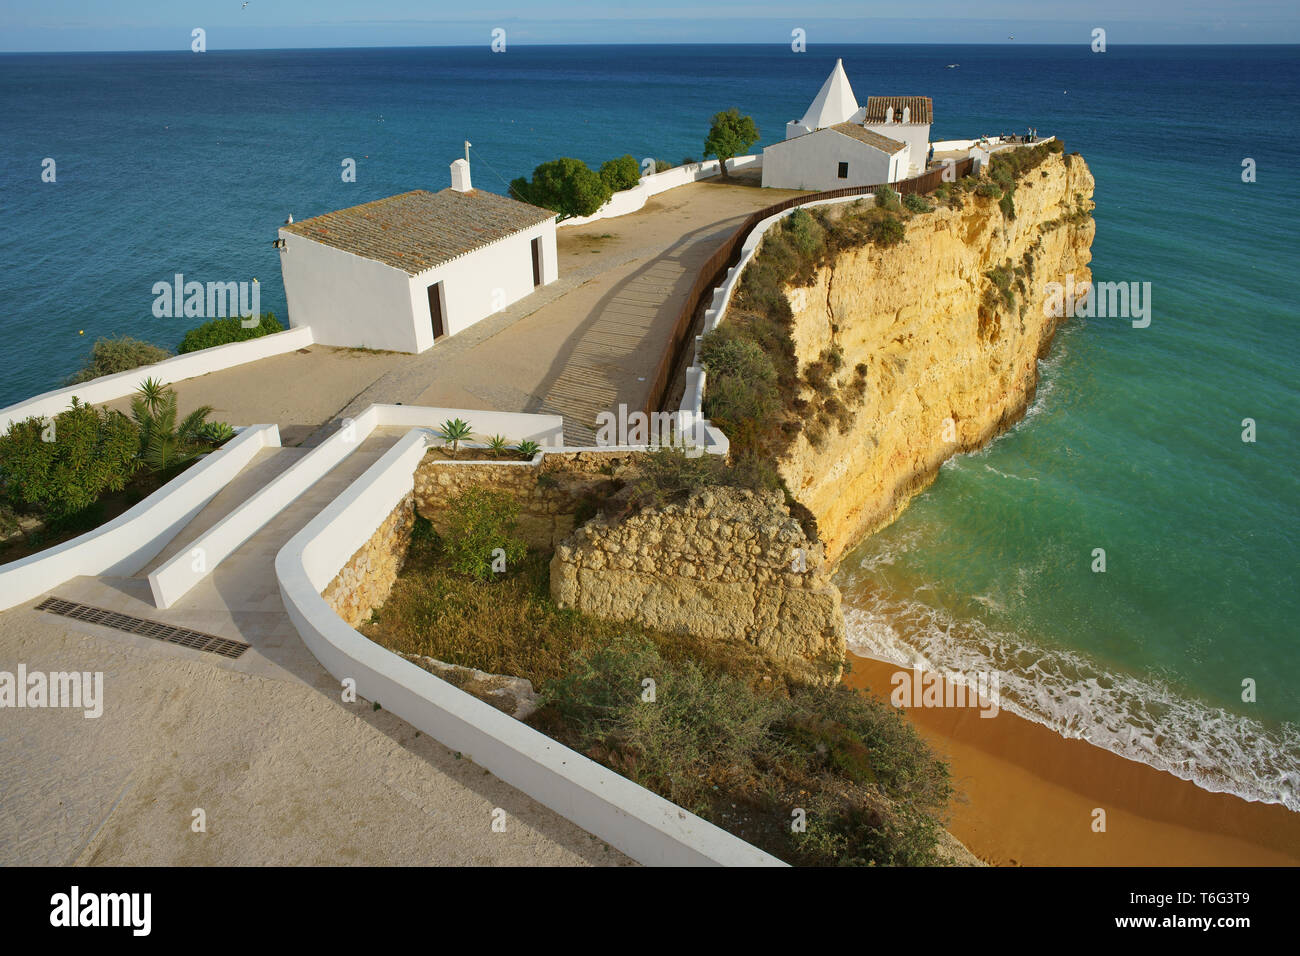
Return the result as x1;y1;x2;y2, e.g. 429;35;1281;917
598;154;641;192
0;398;140;520
511;158;610;220
703;109;760;179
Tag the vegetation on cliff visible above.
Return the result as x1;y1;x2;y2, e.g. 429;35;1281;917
363;491;956;866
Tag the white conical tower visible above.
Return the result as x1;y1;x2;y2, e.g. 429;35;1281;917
795;59;859;134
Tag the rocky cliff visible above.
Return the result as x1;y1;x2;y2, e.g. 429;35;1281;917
781;151;1096;562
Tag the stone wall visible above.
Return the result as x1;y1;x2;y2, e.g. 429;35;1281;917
550;486;845;684
322;492;415;628
412;449;634;550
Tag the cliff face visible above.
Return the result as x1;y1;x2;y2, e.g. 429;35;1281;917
781;152;1096;563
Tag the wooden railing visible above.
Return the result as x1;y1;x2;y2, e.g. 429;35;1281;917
643;157;975;415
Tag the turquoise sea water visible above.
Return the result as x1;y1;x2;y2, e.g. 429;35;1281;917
0;44;1296;807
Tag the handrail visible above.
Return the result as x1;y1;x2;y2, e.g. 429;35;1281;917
644;158;976;414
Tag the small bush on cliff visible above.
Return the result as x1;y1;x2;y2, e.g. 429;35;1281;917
903;192;933;214
873;185;901;211
66;335;171;384
442;486;527;581
867;214;906;247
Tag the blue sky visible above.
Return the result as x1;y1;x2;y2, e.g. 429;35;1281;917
1;0;1296;51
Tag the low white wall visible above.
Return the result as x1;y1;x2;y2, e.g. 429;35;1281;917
560;155;762;229
149;404;565;608
275;427;783;866
0;424;279;612
0;328;315;435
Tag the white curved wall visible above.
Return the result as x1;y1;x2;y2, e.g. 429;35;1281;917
561;155;762;229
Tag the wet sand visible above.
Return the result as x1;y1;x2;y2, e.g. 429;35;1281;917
844;653;1300;866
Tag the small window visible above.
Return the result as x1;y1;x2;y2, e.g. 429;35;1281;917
837;161;849;179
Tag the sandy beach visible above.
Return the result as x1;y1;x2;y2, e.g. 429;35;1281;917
844;653;1300;866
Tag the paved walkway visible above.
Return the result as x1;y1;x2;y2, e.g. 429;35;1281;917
0;430;632;865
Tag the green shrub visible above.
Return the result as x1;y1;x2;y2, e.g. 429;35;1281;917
784;207;826;260
598;154;642;192
130;378;215;471
699;326;776;385
653;159;673;173
177;312;284;354
902;192;933;213
999;192;1016;220
873;185;901;211
515;439;542;458
974;182;1001;199
196;421;235;444
0;399;140;520
511;157;611;220
442;486;527;581
66;336;172;385
867;214;906;247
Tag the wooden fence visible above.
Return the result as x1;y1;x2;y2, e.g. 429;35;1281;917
643;157;975;415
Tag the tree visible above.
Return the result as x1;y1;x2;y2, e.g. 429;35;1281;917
598;154;641;192
511;158;610;220
704;109;760;179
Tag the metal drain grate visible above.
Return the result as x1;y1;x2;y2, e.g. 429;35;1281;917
35;597;250;660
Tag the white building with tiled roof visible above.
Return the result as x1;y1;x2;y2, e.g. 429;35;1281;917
763;60;934;188
276;159;558;353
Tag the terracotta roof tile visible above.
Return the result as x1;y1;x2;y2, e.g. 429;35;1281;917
862;96;934;125
283;188;556;275
829;123;907;153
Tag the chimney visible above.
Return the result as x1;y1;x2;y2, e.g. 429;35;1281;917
902;105;911;123
450;158;472;192
885;106;894;123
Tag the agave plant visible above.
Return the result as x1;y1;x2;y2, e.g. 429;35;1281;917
197;421;236;444
130;382;214;471
486;434;509;459
437;418;473;458
515;439;541;459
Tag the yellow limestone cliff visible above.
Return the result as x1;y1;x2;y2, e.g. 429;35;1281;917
781;152;1096;563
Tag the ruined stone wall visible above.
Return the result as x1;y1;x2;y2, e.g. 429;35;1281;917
322;492;415;628
550;487;845;684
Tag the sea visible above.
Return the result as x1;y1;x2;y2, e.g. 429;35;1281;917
0;44;1296;809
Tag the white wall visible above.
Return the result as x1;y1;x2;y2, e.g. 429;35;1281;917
761;133;904;191
560;156;762;229
0;424;279;611
278;231;423;353
0;328;314;435
281;220;558;354
404;219;558;348
863;122;931;174
276;427;783;866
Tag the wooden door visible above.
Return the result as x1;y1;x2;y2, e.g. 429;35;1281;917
427;282;445;340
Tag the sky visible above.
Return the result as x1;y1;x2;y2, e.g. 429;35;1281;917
1;0;1297;51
